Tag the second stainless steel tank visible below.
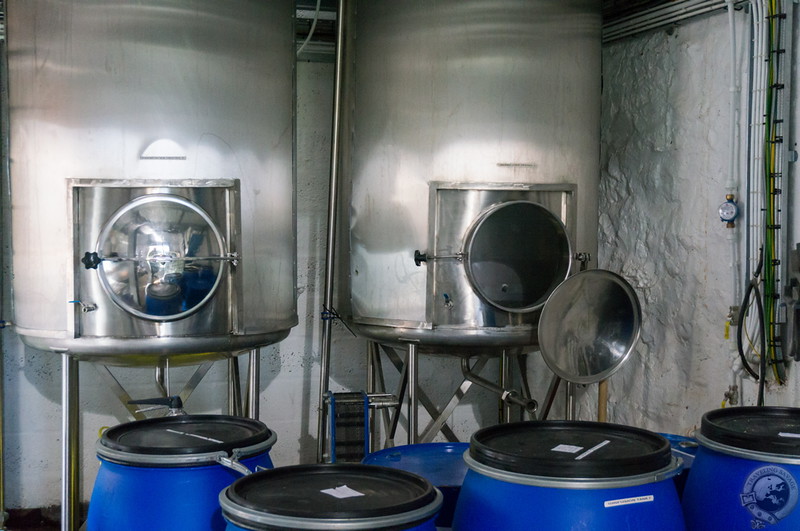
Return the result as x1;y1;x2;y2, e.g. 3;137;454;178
338;0;601;352
6;0;297;364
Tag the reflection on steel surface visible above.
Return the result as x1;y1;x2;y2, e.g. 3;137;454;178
6;0;297;363
538;270;642;384
339;0;601;352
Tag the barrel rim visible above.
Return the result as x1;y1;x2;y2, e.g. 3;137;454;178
464;452;683;490
98;414;274;459
700;407;800;456
222;464;440;522
469;420;672;478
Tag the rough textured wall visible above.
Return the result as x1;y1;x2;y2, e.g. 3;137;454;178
597;10;799;436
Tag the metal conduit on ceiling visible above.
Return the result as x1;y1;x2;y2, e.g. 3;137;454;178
293;0;752;59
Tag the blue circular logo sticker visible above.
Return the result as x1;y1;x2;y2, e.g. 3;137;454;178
740;465;798;527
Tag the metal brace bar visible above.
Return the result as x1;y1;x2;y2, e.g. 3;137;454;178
94;365;147;421
419;357;489;443
178;361;214;407
379;344;459;442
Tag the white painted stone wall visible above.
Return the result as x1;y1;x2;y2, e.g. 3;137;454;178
594;8;800;436
1;6;799;512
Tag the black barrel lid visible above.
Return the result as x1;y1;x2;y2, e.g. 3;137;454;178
469;421;672;478
100;414;271;455
700;407;800;456
226;464;437;519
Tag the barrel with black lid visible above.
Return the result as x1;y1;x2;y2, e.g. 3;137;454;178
86;414;276;531
682;407;800;530
219;463;443;530
452;420;686;530
362;442;470;528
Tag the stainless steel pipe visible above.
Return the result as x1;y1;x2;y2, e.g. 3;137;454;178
316;0;348;463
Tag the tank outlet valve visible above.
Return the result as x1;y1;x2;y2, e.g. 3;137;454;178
69;300;97;313
129;395;186;416
443;293;454;309
414;250;428;266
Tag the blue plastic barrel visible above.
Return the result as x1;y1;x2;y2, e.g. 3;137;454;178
86;415;276;531
452;421;686;530
682;407;800;530
363;442;469;528
659;433;699;499
220;464;443;530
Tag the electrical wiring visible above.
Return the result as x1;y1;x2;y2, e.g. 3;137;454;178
296;0;323;57
739;0;790;396
737;248;764;381
762;0;787;384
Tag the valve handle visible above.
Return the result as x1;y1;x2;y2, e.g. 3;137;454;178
414;250;428;266
81;252;102;270
128;395;184;409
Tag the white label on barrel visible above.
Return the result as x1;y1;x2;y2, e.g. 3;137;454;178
575;440;611;460
551;444;583;454
779;432;800;438
165;428;223;444
603;495;654;508
321;485;366;499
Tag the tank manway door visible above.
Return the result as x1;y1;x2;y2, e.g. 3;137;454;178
74;182;241;339
464;200;571;313
83;194;230;321
422;184;576;330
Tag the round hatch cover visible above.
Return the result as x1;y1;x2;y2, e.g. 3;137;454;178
538;269;641;384
464;201;571;313
700;407;800;456
99;414;272;457
225;464;438;519
469;420;671;478
94;194;227;321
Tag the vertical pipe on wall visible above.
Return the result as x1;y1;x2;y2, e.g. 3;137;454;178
0;26;9;529
316;0;347;463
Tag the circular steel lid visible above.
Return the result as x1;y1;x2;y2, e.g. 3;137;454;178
99;414;272;456
538;269;641;384
464;200;572;313
469;421;672;478
700;407;800;456
224;464;438;520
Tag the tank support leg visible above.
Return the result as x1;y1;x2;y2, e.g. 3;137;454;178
228;358;242;416
245;350;260;419
407;344;418;444
565;381;577;420
61;353;80;531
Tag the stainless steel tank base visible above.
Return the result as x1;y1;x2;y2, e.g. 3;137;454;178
22;330;289;367
352;323;537;356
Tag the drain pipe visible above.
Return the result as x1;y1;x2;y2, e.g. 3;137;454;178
0;30;9;529
460;358;538;415
316;0;347;463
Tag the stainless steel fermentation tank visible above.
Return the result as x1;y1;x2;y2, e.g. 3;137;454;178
7;0;297;365
338;0;601;353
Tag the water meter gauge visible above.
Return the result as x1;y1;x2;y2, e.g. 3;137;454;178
718;195;739;227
